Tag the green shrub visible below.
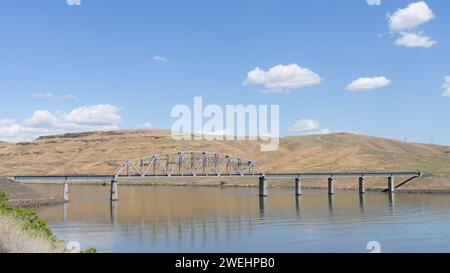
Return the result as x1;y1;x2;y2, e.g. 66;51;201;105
0;188;8;205
81;247;97;253
0;188;59;245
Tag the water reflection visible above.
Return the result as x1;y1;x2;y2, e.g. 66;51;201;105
28;184;450;253
63;203;69;221
389;193;395;213
328;195;335;213
259;196;266;219
110;201;118;223
359;194;366;211
295;195;301;217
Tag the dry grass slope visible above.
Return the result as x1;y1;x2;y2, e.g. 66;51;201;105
0;129;449;177
0;215;64;253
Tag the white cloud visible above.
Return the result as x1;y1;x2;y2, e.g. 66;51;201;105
0;124;49;143
153;55;168;64
367;0;381;6
388;1;434;32
346;76;391;92
387;1;436;48
0;118;15;127
24;110;59;128
243;64;321;93
62;105;121;127
395;32;437;48
289;118;330;135
442;76;450;97
0;104;122;142
32;92;55;99
138;122;153;129
32;92;78;100
62;94;78;100
143;122;153;128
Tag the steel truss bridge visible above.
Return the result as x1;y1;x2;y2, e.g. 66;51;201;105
11;150;423;201
113;151;262;179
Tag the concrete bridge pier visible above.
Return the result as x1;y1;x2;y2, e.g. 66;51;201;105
328;177;335;195
359;177;366;194
259;176;268;197
63;179;69;201
295;178;302;196
111;179;119;201
388;176;395;193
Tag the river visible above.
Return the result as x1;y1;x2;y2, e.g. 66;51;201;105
29;184;450;253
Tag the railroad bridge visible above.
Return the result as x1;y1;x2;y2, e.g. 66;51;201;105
13;151;423;201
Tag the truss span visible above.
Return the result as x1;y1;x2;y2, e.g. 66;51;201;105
114;151;262;179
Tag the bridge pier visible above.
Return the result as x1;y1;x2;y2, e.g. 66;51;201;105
359;177;366;194
295;178;302;196
388;176;395;193
328;177;335;195
110;179;118;201
259;176;268;197
63;179;69;201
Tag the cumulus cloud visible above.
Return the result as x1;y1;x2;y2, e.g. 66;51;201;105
0;118;15;127
24;110;59;128
62;94;78;100
395;32;437;48
243;64;321;93
62;105;122;127
32;92;55;99
288;118;330;135
32;92;78;100
143;122;153;128
137;122;153;129
0;124;49;142
0;104;122;142
367;0;381;6
388;1;434;32
153;55;168;64
442;76;450;97
387;1;436;48
346;76;391;92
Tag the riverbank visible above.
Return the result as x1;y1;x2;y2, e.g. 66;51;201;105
0;177;66;208
0;187;65;253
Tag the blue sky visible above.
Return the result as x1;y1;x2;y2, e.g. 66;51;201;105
0;0;449;144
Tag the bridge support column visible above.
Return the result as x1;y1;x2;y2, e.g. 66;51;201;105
359;177;365;194
328;177;335;195
63;179;69;201
110;179;118;201
259;176;267;197
295;178;302;196
388;176;395;193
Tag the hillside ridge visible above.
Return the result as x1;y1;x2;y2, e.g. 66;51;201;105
0;129;449;176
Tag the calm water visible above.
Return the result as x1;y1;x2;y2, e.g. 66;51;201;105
29;184;450;253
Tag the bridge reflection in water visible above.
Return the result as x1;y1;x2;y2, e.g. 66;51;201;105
26;184;414;252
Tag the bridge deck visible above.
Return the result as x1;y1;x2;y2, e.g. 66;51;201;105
13;172;422;182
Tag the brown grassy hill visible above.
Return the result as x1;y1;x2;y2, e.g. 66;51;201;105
0;129;449;177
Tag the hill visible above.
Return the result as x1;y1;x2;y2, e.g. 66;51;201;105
0;129;449;178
